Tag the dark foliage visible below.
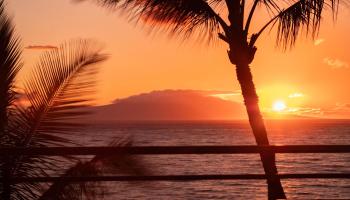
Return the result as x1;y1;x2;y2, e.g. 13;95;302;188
0;1;149;199
86;0;341;48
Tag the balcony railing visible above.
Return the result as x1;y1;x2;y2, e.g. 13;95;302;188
1;145;350;199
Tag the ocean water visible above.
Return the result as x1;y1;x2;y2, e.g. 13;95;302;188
75;120;350;199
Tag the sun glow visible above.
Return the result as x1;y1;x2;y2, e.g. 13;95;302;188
272;100;287;112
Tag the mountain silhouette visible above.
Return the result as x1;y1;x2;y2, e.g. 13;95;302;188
84;90;246;122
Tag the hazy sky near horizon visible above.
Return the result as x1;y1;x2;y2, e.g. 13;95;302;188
7;0;350;118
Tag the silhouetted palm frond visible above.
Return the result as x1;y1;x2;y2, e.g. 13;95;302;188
39;138;150;200
3;40;108;200
85;0;342;48
90;0;226;42
0;0;22;138
255;0;340;48
21;39;108;147
38;161;101;200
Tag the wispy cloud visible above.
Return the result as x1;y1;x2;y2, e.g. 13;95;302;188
265;102;350;118
288;93;304;98
323;57;349;69
296;107;323;115
321;103;350;118
25;45;58;50
314;38;325;46
210;91;242;101
295;103;350;118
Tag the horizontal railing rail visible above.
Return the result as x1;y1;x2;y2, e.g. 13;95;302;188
1;145;350;200
1;145;350;156
2;174;350;184
0;145;350;184
1;145;350;184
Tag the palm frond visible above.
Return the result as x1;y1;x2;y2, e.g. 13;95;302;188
273;0;338;48
250;0;339;48
0;0;22;138
245;0;281;33
39;138;150;200
21;39;108;147
89;0;226;43
4;39;108;200
259;0;281;14
39;161;100;200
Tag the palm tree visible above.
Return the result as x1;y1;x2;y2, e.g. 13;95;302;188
0;1;148;199
85;0;341;198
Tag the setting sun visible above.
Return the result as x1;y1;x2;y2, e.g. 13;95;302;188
272;100;287;112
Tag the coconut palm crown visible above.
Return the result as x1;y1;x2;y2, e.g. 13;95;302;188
85;0;342;199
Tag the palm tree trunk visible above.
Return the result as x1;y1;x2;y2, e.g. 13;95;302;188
235;63;286;199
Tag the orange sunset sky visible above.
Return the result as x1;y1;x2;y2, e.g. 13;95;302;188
7;0;350;119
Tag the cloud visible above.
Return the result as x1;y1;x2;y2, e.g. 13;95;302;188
210;91;242;101
314;38;325;46
323;57;349;69
321;103;350;118
266;102;350;118
280;107;323;115
288;93;304;98
334;103;350;110
25;45;58;50
296;107;323;115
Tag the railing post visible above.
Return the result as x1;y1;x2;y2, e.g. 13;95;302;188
2;156;11;200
